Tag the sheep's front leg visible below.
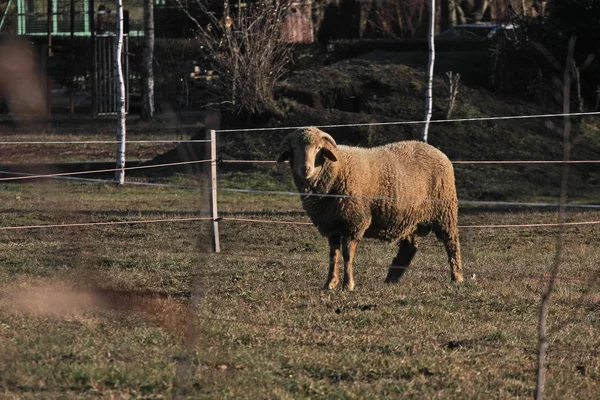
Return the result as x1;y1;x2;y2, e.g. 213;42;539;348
324;235;341;290
342;237;357;291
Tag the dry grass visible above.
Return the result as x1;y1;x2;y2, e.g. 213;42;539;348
0;177;598;399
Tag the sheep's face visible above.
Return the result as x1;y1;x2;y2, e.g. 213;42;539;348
277;128;338;181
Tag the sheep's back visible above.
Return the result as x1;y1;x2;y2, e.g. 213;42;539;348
343;141;457;240
342;141;455;200
303;141;457;241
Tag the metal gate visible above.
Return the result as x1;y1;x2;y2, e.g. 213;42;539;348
93;35;129;116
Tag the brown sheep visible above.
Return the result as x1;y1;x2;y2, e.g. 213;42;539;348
277;127;463;290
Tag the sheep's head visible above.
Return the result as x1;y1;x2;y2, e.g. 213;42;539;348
277;127;338;180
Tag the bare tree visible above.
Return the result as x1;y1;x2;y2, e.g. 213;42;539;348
445;71;460;119
440;0;498;27
141;0;155;121
114;0;127;184
422;0;435;142
442;0;458;29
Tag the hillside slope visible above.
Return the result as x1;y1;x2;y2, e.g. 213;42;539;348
256;51;600;203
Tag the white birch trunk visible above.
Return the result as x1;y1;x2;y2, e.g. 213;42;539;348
141;0;154;121
114;0;127;184
422;0;436;142
448;0;457;27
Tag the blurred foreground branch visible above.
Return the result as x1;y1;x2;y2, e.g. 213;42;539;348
0;36;48;126
535;35;577;400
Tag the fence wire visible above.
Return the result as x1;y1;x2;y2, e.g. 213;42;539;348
215;111;600;133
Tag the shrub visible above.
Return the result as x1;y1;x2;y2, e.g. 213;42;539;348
184;0;294;117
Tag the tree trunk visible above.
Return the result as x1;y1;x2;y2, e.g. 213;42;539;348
441;0;458;31
472;0;489;21
114;0;127;184
421;0;435;143
141;0;154;121
443;0;497;26
69;0;75;116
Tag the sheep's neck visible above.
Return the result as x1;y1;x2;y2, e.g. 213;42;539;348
296;161;340;196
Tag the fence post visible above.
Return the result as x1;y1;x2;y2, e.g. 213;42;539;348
209;129;220;253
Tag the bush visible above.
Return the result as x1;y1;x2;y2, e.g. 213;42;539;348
189;0;294;117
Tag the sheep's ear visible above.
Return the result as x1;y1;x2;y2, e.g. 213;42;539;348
277;134;293;163
277;150;292;163
322;147;337;162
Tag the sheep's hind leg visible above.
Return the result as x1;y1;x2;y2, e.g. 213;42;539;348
385;235;417;283
342;237;357;291
433;225;464;283
324;235;341;290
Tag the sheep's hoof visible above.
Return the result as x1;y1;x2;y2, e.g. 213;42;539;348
452;272;464;283
343;280;355;291
324;279;339;290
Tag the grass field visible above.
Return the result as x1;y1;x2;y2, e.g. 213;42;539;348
0;171;599;398
0;132;183;164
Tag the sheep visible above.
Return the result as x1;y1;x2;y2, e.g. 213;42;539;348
277;127;463;290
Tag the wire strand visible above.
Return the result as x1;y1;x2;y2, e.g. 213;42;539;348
0;159;211;182
3;213;598;232
4;169;600;210
220;216;600;229
0;140;213;145
0;216;213;231
221;159;600;165
215;111;600;133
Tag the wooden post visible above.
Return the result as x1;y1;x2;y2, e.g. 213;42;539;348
209;129;220;253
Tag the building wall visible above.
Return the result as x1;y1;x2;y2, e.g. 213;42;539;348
282;1;314;43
